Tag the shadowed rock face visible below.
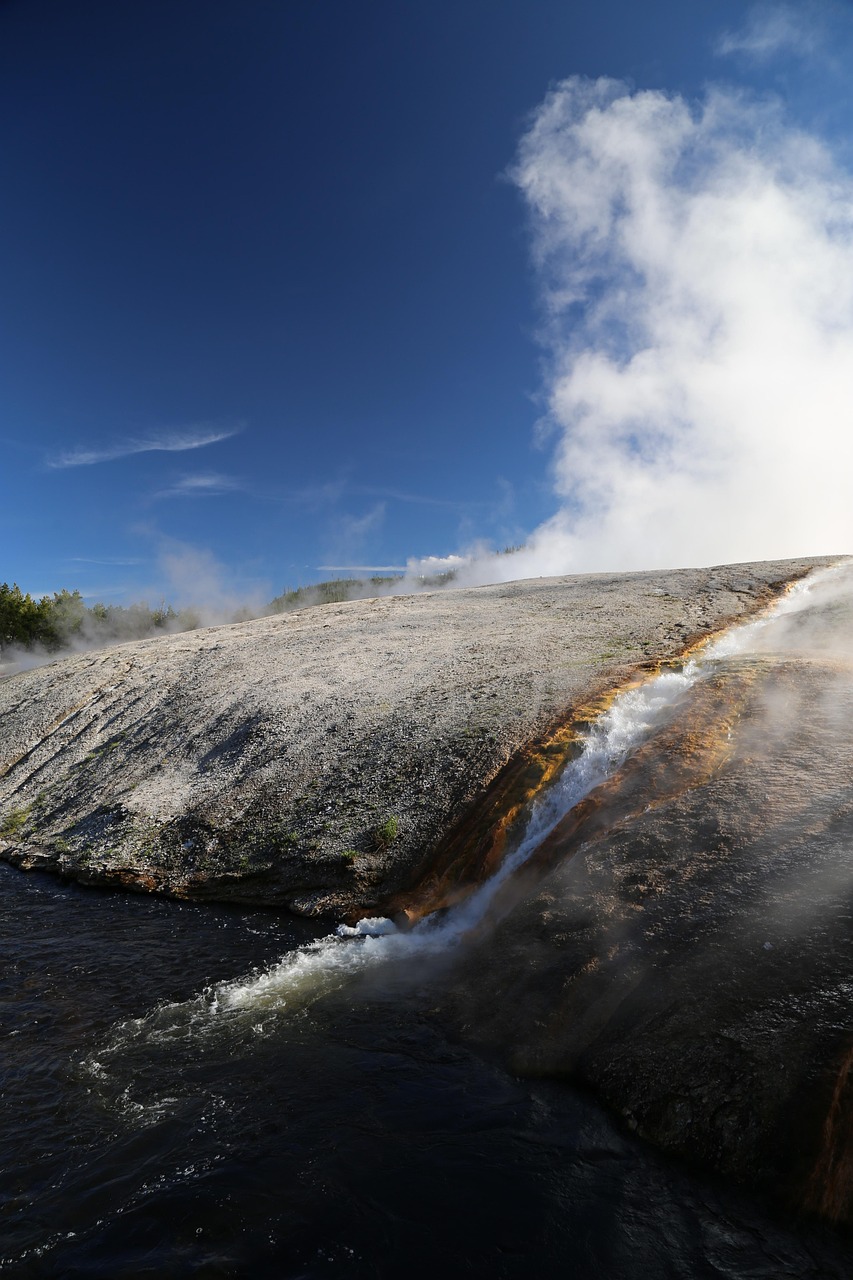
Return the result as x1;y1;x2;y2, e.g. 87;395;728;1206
441;620;853;1223
0;558;830;918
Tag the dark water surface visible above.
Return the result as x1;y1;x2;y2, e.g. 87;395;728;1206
1;863;851;1278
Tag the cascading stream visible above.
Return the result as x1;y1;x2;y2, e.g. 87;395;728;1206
92;561;850;1048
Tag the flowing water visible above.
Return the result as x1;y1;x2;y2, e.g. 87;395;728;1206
2;568;853;1276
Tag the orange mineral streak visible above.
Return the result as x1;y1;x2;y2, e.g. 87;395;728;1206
390;657;755;928
478;671;754;925
387;684;627;925
388;572;810;927
804;1043;853;1224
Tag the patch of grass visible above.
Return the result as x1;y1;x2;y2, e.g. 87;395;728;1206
265;830;298;855
0;806;31;840
340;849;359;866
372;815;399;851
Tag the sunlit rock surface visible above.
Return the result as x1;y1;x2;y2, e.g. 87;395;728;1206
442;578;853;1224
0;559;831;915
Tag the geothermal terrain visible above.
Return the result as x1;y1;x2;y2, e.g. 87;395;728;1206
0;556;832;917
3;553;853;1243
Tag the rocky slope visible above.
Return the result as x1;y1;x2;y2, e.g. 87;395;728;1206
441;564;853;1225
0;558;836;917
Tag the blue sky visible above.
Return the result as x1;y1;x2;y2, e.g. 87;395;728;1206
3;1;853;606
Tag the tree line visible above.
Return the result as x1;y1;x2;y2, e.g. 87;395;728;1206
0;576;404;658
0;584;190;655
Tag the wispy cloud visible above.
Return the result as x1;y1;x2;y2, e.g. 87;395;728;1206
317;564;407;573
321;503;387;570
273;480;485;512
354;485;487;509
339;503;386;544
280;482;478;510
716;2;829;63
152;472;245;500
23;583;127;600
283;479;349;509
47;424;242;469
67;556;145;566
77;585;129;599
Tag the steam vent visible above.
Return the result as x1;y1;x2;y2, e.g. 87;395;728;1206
2;554;853;1231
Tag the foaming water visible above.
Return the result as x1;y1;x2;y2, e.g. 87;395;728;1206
99;561;852;1041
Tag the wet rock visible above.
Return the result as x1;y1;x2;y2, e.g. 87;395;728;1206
442;645;853;1225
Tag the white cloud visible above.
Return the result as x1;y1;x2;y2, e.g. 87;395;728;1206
47;424;242;469
470;74;853;580
405;553;471;576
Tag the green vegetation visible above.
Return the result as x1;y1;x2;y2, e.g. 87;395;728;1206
268;576;399;613
372;815;399;850
0;583;191;657
0;806;31;840
265;829;298;855
340;849;359;866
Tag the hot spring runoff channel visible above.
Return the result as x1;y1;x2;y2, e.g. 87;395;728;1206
1;567;851;1277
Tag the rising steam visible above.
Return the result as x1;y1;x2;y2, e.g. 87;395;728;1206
408;66;853;587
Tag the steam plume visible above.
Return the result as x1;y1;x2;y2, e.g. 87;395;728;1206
412;73;853;587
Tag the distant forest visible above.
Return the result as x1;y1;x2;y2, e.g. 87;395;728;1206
0;577;403;658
